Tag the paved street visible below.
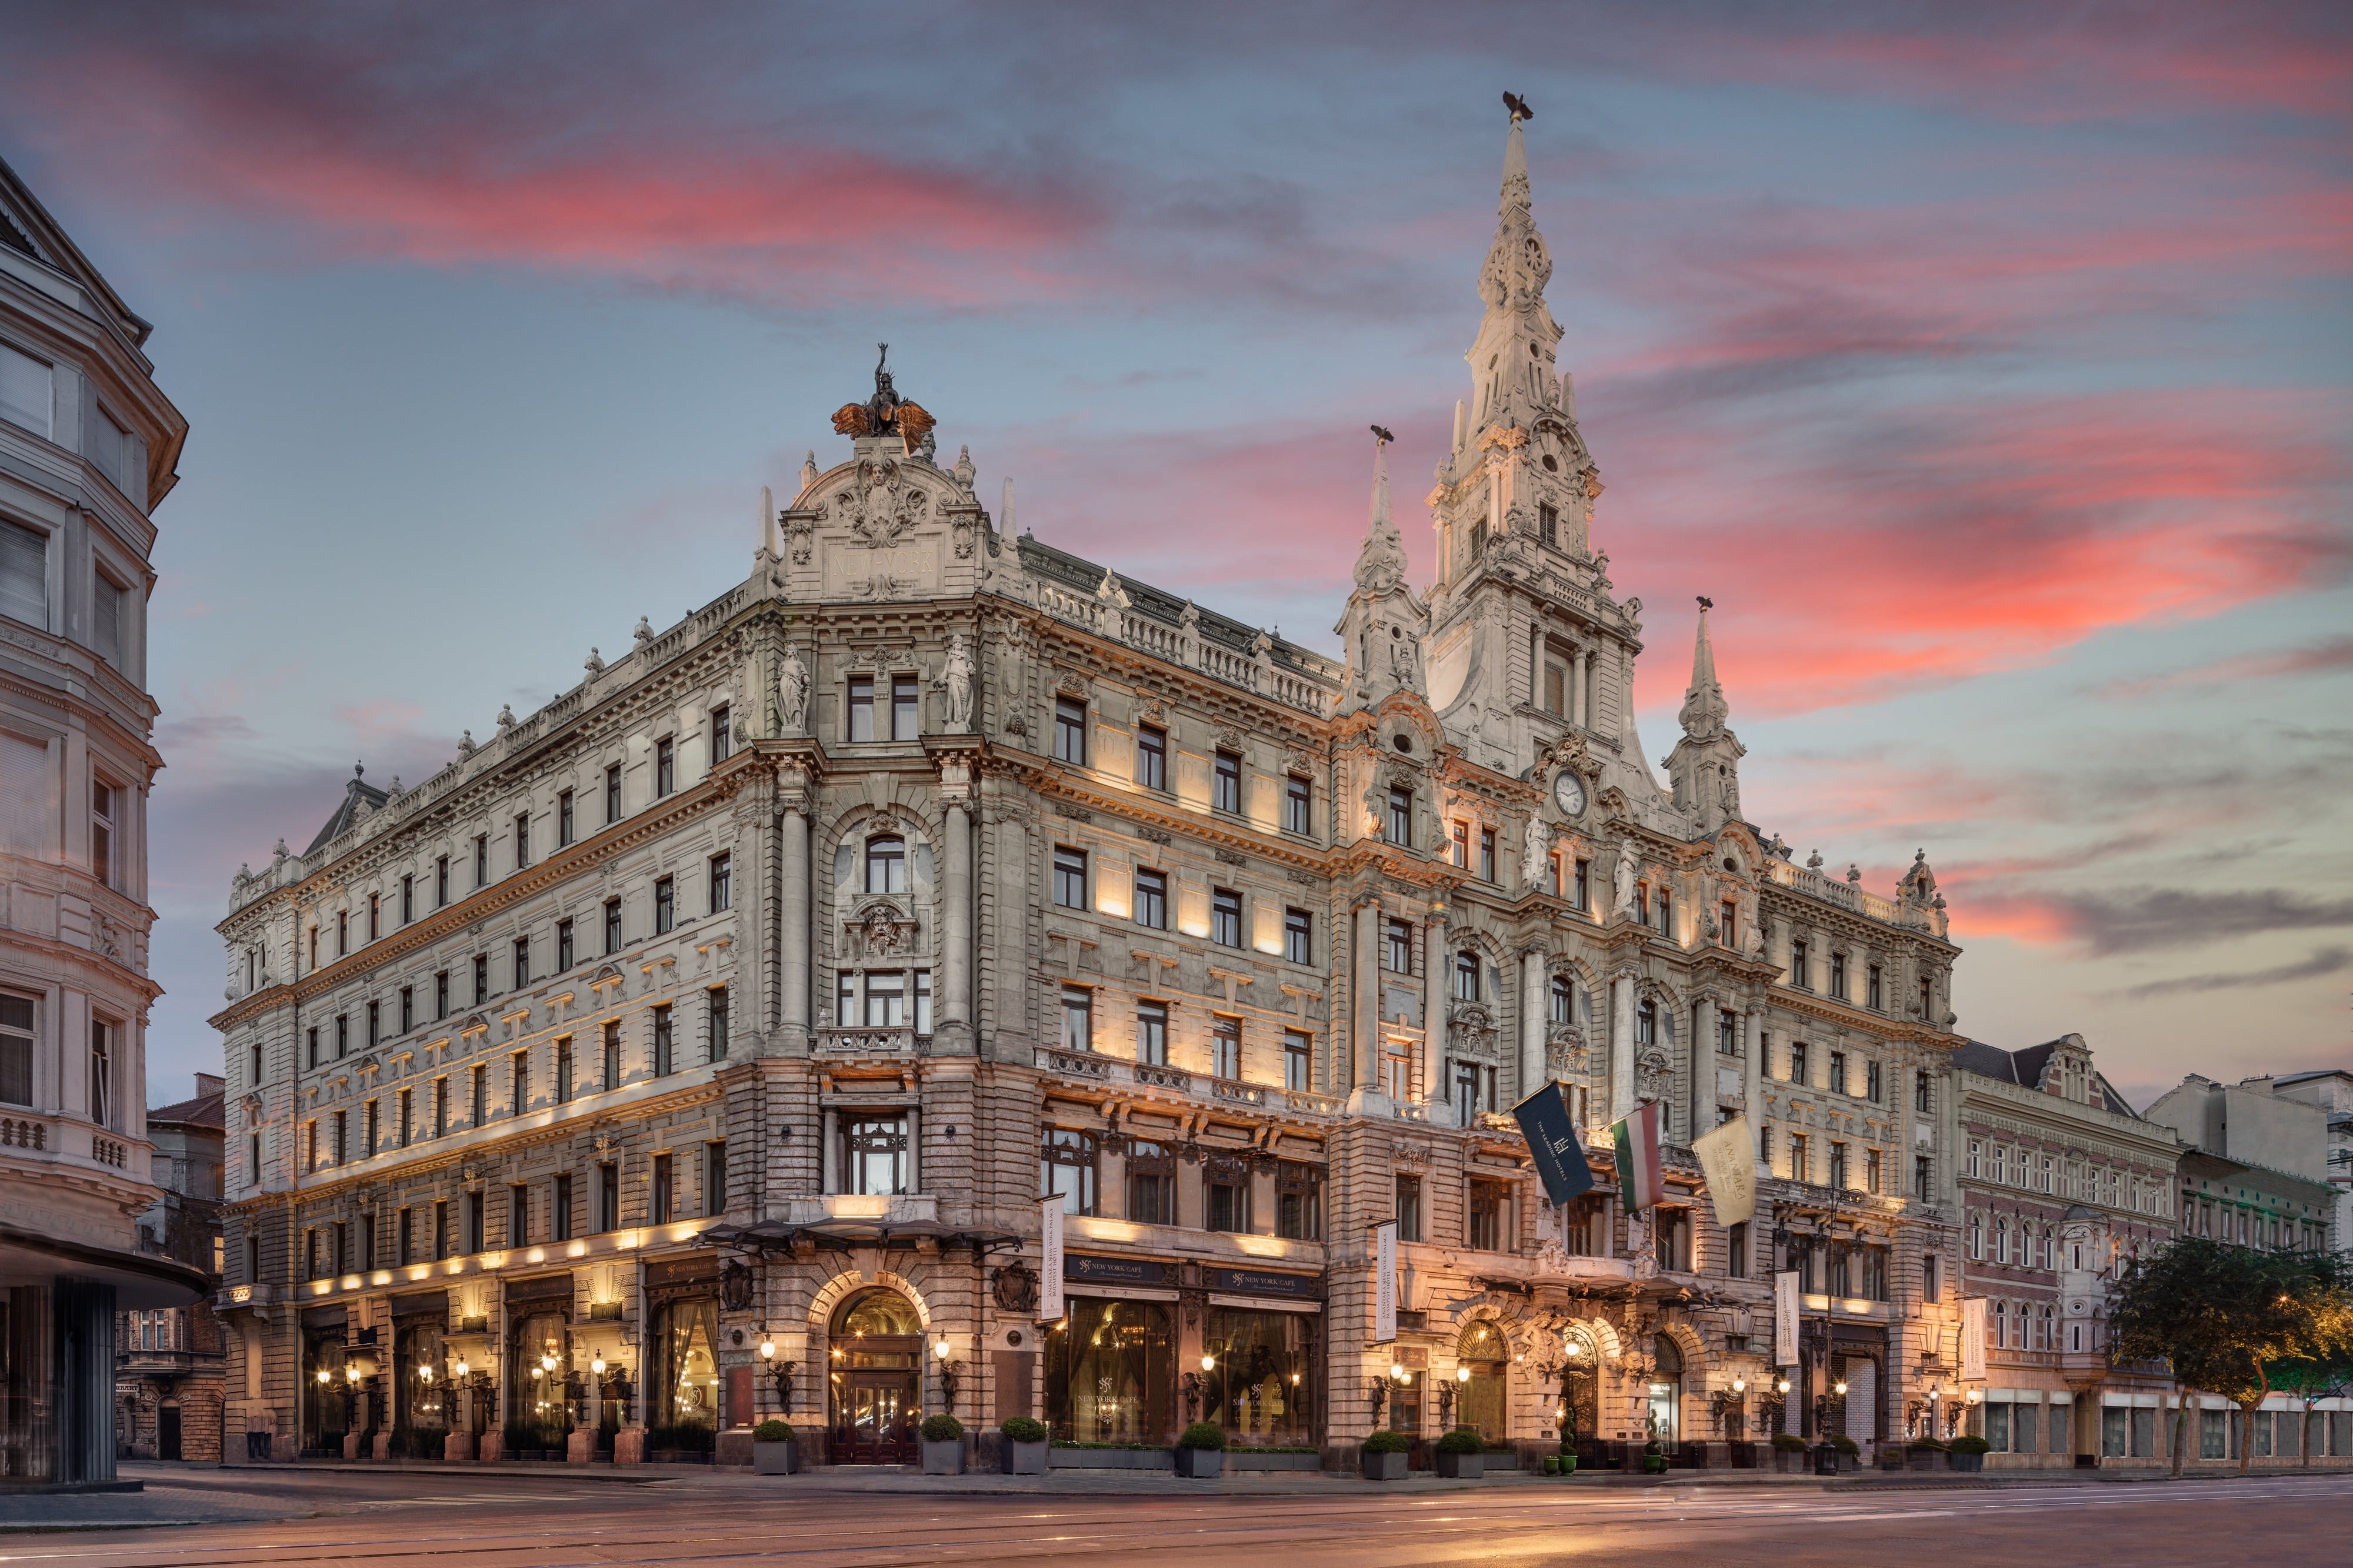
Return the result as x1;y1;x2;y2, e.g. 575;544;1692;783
1;1467;2344;1567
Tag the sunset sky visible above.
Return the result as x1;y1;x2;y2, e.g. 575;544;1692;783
9;2;2347;1109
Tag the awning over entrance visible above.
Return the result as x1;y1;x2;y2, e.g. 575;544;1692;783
699;1219;1024;1257
0;1224;210;1309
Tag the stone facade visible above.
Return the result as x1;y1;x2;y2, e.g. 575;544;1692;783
0;154;202;1488
115;1074;227;1463
211;111;1977;1470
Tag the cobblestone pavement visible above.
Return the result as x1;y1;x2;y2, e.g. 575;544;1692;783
0;1463;2344;1565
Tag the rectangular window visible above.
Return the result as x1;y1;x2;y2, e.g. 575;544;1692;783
1454;950;1479;1002
1866;1147;1882;1195
508;1184;529;1247
1865;1059;1882;1103
1829;1141;1849;1190
1655;1209;1691;1272
401;874;415;925
655;876;675;934
556;919;574;972
1828;1049;1847;1096
435;855;450;906
604;896;622;954
605;763;623;824
397;1207;414;1267
1830;951;1848;998
1395;1174;1423;1243
1789;1039;1808;1086
1211;1015;1241;1081
435;970;451;1021
1213;749;1242;813
1041;1127;1098;1216
366;999;381;1049
469;1063;486;1126
472;952;489;1003
840;1115;908;1197
368;892;382;943
306;1026;319;1070
514;810;531;870
1635;999;1657;1046
1135;725;1167;791
1916;1156;1933;1202
1544;660;1565;715
433;1076;448;1137
1125;1140;1175;1225
86;780;119;888
334;1013;349;1059
1789;939;1808;989
1453;1060;1481;1125
0;516;45;628
1285;1029;1312;1092
705;1140;727;1216
1284;907;1312;965
464;1190;484;1254
708;852;731;913
1387;786;1412;846
434;1200;449;1260
0;344;54;441
1206;1167;1249;1233
398;1086;412;1147
710;703;732;765
1479;826;1497;882
652;1004;674;1075
473;834;488;888
1385;918;1413;974
1728;1221;1748;1279
1054;846;1086;909
1277;1162;1323;1241
510;1049;529;1116
1450;820;1468;868
558;789;575;847
654;736;675;796
1061;985;1093;1052
1285;773;1311;835
708;986;729;1060
1210;887;1241;947
598;1163;619;1232
1537;501;1559;546
1867;965;1883;1010
1468;1180;1506;1251
553;1173;574;1242
336;910;349;957
1135;1000;1168;1065
1789;1133;1809;1183
1134;867;1166;929
891;674;918;740
1053;698;1087;764
555;1036;574;1102
913;969;932;1036
512;935;530;990
652;1153;674;1224
1574;859;1591;911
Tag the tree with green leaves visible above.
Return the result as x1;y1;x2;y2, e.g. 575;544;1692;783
2269;1344;2353;1466
2108;1238;2353;1476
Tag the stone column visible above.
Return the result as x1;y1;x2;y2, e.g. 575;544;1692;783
941;767;973;1052
1422;909;1448;1120
1743;1006;1765;1173
1571;649;1588;729
780;795;811;1045
1519;949;1545;1105
1609;970;1636;1123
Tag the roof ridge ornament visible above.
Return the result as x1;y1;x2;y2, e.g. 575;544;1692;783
832;342;938;456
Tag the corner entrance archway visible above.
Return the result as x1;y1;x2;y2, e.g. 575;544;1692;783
1456;1319;1509;1442
828;1288;922;1464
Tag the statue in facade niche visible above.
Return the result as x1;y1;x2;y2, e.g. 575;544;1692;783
774;645;811;735
1520;819;1551;890
942;635;975;732
1612;850;1637;918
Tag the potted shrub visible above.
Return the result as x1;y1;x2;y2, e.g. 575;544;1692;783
1907;1440;1948;1472
1948;1434;1990;1473
1361;1429;1410;1481
1830;1435;1860;1473
1644;1440;1668;1475
1557;1446;1577;1476
1771;1432;1809;1474
1001;1417;1049;1475
1434;1426;1485;1479
752;1420;798;1475
1175;1421;1226;1478
920;1414;966;1475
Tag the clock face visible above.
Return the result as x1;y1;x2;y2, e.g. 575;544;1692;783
1554;770;1587;818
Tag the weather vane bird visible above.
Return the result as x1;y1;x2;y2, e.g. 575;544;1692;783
1697;596;1714;610
1370;424;1394;445
1503;91;1532;121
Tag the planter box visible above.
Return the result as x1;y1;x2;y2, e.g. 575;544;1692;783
1361;1449;1410;1481
1225;1451;1320;1472
1050;1448;1174;1469
715;1429;755;1467
754;1440;798;1475
1772;1449;1808;1473
478;1432;506;1464
1435;1451;1484;1479
613;1428;647;1466
921;1438;965;1475
568;1430;598;1464
1906;1448;1947;1472
442;1431;475;1462
1950;1452;1985;1473
1175;1446;1225;1478
1002;1440;1049;1474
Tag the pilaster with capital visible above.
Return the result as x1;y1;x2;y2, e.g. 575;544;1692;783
1609;966;1637;1123
938;757;975;1053
1742;1004;1765;1171
1422;906;1449;1122
777;760;813;1047
1518;946;1545;1104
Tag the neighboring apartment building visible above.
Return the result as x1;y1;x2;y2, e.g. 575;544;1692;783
212;108;1966;1469
1951;1035;2180;1468
116;1073;227;1462
2249;1070;2352;1252
0;156;204;1488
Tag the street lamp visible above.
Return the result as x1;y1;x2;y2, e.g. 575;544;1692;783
932;1336;963;1415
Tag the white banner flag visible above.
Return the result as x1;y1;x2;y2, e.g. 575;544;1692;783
1774;1270;1800;1367
1039;1197;1065;1322
1691;1115;1757;1230
1373;1221;1398;1343
1961;1297;1987;1382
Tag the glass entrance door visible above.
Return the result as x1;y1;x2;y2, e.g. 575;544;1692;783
834;1372;918;1463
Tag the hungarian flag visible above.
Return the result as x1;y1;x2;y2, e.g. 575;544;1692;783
1612;1101;1665;1211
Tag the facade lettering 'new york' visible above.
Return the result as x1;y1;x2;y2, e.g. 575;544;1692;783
214;108;1984;1467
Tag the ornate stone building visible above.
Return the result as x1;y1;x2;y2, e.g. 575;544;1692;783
115;1072;227;1463
1;154;202;1489
212;108;1969;1469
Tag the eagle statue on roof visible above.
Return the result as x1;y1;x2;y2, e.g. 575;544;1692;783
832;343;938;456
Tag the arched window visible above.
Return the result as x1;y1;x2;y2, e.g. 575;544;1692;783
1968;1212;1984;1260
1995;1215;2009;1265
865;835;906;894
1991;1299;2007;1349
832;1287;922;1339
1453;951;1480;1002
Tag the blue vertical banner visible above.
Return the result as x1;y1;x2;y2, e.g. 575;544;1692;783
1512;1081;1596;1207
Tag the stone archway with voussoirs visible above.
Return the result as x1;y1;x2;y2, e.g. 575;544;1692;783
805;1269;934;1336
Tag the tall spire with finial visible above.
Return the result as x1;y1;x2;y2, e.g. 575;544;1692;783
1335;425;1427;716
1679;595;1729;741
1459;96;1565;451
1352;425;1408;596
